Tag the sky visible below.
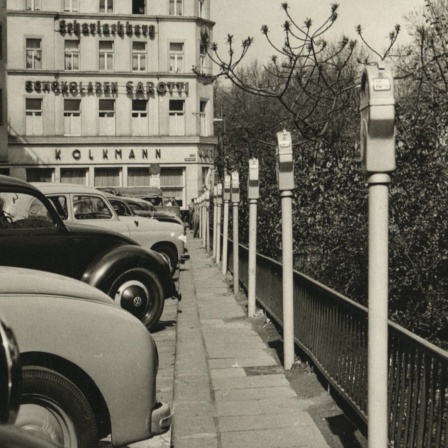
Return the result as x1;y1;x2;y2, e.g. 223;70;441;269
210;0;425;65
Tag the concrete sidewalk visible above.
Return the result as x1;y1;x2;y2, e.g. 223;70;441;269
171;237;330;448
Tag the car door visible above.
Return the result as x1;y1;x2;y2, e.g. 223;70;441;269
0;190;72;277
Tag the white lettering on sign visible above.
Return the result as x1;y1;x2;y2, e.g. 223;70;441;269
373;78;391;91
280;142;291;147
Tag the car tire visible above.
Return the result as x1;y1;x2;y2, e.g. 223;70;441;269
155;245;178;277
16;366;98;448
108;267;165;331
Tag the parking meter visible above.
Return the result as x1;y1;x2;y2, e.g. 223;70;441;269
216;183;223;205
276;130;295;191
223;175;231;201
248;158;260;200
359;62;396;173
231;171;240;203
205;189;210;207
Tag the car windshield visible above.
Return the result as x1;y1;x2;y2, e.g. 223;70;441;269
73;195;112;220
0;192;56;229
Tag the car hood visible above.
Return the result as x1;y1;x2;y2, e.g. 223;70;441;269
65;221;138;245
118;216;184;234
0;267;116;306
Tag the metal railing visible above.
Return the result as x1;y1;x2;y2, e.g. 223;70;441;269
223;238;448;447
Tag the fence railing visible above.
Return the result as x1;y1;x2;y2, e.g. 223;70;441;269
224;238;448;447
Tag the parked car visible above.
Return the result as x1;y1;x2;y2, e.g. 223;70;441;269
0;266;171;447
34;183;187;276
0;318;59;448
0;175;177;330
105;193;185;228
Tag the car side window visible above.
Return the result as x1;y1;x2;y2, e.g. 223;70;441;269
48;195;68;220
110;199;130;216
73;195;112;220
0;192;57;230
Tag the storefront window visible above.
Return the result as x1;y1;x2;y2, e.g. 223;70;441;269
99;99;115;136
94;168;121;187
25;98;43;136
160;168;184;205
26;38;42;69
64;99;81;136
26;168;53;183
132;99;148;136
128;168;150;186
60;168;87;185
169;100;185;136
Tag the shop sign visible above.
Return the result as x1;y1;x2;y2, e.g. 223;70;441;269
54;148;162;162
25;80;189;96
59;20;156;38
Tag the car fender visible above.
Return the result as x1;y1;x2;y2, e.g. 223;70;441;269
81;245;171;297
0;297;158;447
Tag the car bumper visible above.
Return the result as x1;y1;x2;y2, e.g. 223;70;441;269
150;401;171;436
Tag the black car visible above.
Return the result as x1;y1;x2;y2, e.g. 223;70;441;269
0;175;178;330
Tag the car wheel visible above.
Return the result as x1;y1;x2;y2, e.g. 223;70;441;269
108;267;165;330
16;367;98;448
155;245;178;277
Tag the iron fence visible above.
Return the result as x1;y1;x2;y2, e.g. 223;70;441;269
223;238;448;447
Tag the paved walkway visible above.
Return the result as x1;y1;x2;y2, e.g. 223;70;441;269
170;237;330;448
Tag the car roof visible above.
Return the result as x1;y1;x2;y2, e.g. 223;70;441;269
0;175;40;190
33;182;104;195
0;266;116;306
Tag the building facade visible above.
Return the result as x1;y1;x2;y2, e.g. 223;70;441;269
4;0;216;207
0;0;7;164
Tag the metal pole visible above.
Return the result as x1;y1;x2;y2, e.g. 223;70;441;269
281;190;294;370
232;201;239;296
222;199;229;275
248;198;258;317
206;203;210;252
367;173;390;448
202;202;206;248
198;200;202;243
216;202;222;264
213;199;217;258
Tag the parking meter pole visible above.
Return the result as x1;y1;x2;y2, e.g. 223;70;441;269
222;175;231;275
248;198;258;317
368;173;390;448
198;199;202;243
247;158;260;318
202;201;207;248
213;188;217;259
216;202;222;264
281;190;295;370
232;202;239;296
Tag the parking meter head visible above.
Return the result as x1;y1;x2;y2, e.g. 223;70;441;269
223;175;231;201
248;158;260;200
276;130;295;191
359;63;396;173
231;171;240;203
216;183;223;205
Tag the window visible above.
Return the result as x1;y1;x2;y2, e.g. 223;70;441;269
198;0;206;18
128;168;150;186
132;42;146;71
64;0;79;11
26;38;42;69
64;99;81;136
169;43;184;73
199;100;208;136
99;99;115;135
132;99;148;136
73;195;112;220
25;98;43;136
99;41;114;70
94;168;121;187
132;0;146;14
26;168;53;183
26;0;41;10
169;0;183;15
199;43;206;71
60;168;87;185
99;0;113;13
160;168;184;204
64;40;80;70
169;100;185;136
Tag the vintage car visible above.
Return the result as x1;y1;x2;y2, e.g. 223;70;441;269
34;183;187;276
0;266;171;447
105;193;185;228
0;175;176;330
